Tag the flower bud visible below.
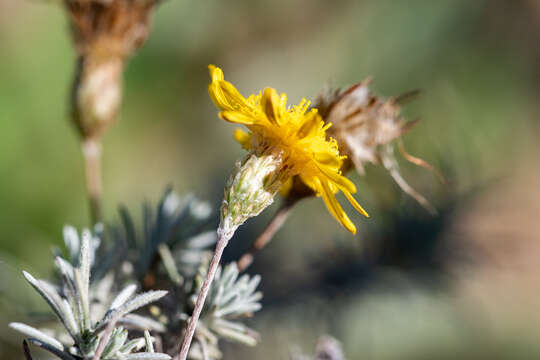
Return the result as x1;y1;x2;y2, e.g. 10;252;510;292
219;149;286;239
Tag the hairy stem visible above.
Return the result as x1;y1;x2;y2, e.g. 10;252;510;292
237;199;297;271
82;139;103;226
175;230;232;360
92;314;119;360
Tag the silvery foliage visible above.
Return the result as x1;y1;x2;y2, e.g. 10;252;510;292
10;227;170;360
113;190;264;359
10;190;264;359
185;263;263;360
114;188;217;283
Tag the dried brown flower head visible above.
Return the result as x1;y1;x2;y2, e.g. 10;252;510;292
65;0;159;139
319;79;444;213
283;80;442;214
317;79;413;174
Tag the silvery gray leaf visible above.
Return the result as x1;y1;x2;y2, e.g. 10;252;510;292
143;330;154;353
157;244;183;285
27;338;77;360
99;291;167;330
63;226;80;264
102;327;128;358
119;338;146;354
122;353;171;360
109;284;137;310
112;188;215;280
55;256;75;280
210;319;258;346
119;314;166;333
9;323;65;351
60;298;80;338
79;231;91;295
203;263;262;319
183;231;217;249
22;272;73;332
73;269;90;332
189;200;212;219
163;191;182;215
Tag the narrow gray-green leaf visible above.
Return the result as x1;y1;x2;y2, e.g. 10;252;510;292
119;314;166;333
184;231;217;249
22;272;71;330
119;338;145;354
102;327;128;358
73;269;91;332
79;230;91;296
157;244;182;285
98;291;167;331
211;319;258;346
122;353;171;360
144;330;154;353
60;298;80;338
9;323;64;351
63;225;80;263
28;338;77;360
109;284;137;310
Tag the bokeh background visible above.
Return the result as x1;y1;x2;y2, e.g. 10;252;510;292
2;0;540;358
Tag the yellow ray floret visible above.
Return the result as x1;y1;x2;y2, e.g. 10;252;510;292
208;65;368;233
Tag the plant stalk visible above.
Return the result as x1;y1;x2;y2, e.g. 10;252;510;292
82;138;103;226
175;229;232;360
92;314;119;360
237;198;297;271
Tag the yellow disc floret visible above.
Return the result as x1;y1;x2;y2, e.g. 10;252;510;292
208;65;368;234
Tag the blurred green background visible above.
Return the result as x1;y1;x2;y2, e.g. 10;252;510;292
2;0;540;358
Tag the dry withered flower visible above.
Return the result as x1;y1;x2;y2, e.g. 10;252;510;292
60;0;160;224
65;0;159;139
316;79;443;214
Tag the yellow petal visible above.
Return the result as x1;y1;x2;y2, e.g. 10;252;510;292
313;150;342;168
319;179;357;234
279;177;293;197
233;128;252;150
208;82;232;111
221;81;252;110
343;191;369;218
208;64;224;81
297;111;322;139
208;67;255;115
261;88;281;126
315;162;357;194
220;111;256;125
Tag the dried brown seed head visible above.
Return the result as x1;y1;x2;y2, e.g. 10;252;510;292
283;81;440;214
64;0;158;59
64;0;159;139
317;80;413;174
317;81;440;213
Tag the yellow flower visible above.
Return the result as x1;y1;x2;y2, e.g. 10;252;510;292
208;65;368;234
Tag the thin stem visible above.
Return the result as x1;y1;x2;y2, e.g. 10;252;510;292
92;314;119;360
236;199;297;271
174;229;232;360
82;139;103;226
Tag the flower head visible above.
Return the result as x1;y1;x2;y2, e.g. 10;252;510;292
64;0;159;139
209;65;368;234
317;80;412;173
316;80;442;214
